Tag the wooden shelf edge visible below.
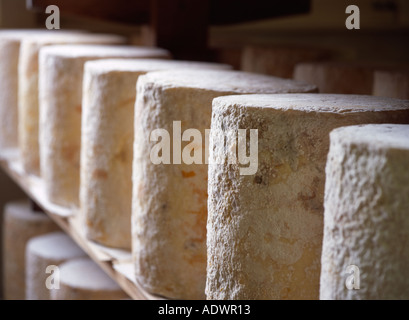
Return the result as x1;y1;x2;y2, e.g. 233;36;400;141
0;148;162;300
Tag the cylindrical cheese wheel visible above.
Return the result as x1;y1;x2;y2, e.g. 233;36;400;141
18;32;126;176
0;30;55;150
293;61;375;94
241;45;331;78
51;258;128;300
206;94;409;300
81;59;231;249
133;69;317;299
2;200;60;300
373;70;409;99
26;231;86;300
0;33;20;150
39;45;170;207
321;124;409;300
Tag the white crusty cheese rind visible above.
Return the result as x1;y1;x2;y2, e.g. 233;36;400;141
0;36;21;149
80;59;230;249
206;94;409;300
320;124;409;300
39;45;170;207
0;30;58;149
18;33;126;175
132;70;317;299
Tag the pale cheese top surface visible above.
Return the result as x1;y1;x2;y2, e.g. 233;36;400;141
20;32;124;46
27;232;85;260
40;44;169;59
0;29;83;40
138;69;317;93
5;200;51;222
213;94;409;113
331;124;409;150
59;258;122;290
84;58;231;75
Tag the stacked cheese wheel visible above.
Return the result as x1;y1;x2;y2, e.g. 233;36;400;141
2;27;409;301
206;94;409;299
294;62;409;100
132;69;317;299
0;30;55;150
2;200;60;300
80;59;230;249
321;124;409;300
18;32;127;175
39;45;170;207
293;61;377;94
373;69;409;99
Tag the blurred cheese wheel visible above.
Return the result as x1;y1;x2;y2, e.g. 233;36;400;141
51;258;129;300
241;45;331;78
132;69;317;299
18;32;126;175
26;231;86;300
81;58;230;250
3;200;60;300
373;69;409;99
206;94;409;300
39;44;170;207
321;124;409;299
0;30;54;149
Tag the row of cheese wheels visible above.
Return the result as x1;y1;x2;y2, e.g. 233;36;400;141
2;201;128;300
0;29;408;300
242;45;409;99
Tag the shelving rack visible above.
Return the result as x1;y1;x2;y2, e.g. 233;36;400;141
0;0;313;300
27;0;310;60
3;0;407;300
0;149;162;300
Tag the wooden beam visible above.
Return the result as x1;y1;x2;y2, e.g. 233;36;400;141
28;0;150;24
209;0;311;25
28;0;311;26
27;0;311;60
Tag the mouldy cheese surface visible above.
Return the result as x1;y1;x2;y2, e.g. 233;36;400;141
26;231;86;300
3;200;60;300
293;61;375;94
206;94;409;300
0;30;56;150
51;258;129;300
320;124;409;300
81;59;231;250
132;69;317;299
241;45;331;78
373;70;409;99
18;32;126;176
39;45;170;207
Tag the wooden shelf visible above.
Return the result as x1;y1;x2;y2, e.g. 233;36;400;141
0;148;163;300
